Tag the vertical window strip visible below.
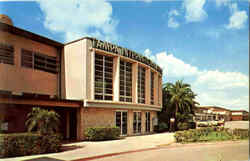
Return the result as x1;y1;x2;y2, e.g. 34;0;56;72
119;60;132;102
137;66;145;104
94;53;113;100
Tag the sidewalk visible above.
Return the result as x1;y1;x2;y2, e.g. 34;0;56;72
0;132;175;161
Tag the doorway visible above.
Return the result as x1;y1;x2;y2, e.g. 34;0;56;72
115;111;128;135
133;112;141;134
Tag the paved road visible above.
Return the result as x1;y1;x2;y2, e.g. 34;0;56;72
91;141;249;161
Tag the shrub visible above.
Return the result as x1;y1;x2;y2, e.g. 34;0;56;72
158;122;168;132
177;122;189;131
85;127;120;141
0;133;62;158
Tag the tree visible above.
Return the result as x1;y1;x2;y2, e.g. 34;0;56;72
160;80;199;130
164;80;198;116
25;107;60;135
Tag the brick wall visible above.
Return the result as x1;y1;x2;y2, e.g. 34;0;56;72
78;107;157;140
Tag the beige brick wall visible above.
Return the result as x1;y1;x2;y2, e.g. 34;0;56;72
78;107;157;140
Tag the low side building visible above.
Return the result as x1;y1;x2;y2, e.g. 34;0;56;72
231;110;249;121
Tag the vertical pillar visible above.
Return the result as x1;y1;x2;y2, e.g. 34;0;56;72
66;111;70;139
145;68;151;105
154;73;158;105
158;75;162;106
90;50;95;100
113;56;120;101
132;63;138;103
76;106;84;141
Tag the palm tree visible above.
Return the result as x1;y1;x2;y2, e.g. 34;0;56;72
163;80;199;119
25;107;60;135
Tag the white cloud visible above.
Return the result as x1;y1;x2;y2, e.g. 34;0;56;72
38;0;119;42
146;49;249;111
195;70;249;90
169;9;179;17
151;51;200;77
226;3;248;30
183;0;207;23
168;9;180;28
168;17;180;28
215;0;230;7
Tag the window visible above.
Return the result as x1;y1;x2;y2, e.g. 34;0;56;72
94;53;113;100
145;112;151;132
150;71;154;105
21;49;58;74
133;112;141;134
119;60;132;102
0;43;14;65
137;66;145;104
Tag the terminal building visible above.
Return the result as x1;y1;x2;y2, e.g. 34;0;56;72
0;15;163;140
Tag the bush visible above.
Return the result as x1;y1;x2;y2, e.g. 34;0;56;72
188;122;196;129
158;122;168;132
85;127;120;141
0;133;62;158
177;122;189;131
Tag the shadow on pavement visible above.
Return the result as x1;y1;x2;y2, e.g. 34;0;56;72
24;157;64;161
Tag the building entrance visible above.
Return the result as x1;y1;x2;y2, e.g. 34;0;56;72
116;111;127;135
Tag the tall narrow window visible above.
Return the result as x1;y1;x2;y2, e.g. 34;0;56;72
150;71;154;105
120;60;132;102
137;66;145;104
133;112;141;134
0;43;14;65
21;49;58;74
94;53;113;100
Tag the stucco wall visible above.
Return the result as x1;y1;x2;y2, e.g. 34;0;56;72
64;39;88;100
0;31;59;96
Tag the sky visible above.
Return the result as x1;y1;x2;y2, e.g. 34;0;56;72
0;0;249;111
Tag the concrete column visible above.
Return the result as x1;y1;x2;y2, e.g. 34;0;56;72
158;75;162;106
132;63;138;103
66;111;70;139
76;107;84;141
154;73;158;105
90;50;95;100
145;68;151;105
113;56;120;101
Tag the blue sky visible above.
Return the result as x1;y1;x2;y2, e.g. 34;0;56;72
0;0;249;111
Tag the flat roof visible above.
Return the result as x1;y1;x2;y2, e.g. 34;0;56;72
0;22;162;73
0;22;64;48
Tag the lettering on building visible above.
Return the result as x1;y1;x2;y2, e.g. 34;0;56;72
92;38;162;74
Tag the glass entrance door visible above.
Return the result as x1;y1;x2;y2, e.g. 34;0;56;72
145;112;151;132
116;111;127;135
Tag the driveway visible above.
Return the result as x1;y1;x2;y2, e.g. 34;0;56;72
0;133;175;161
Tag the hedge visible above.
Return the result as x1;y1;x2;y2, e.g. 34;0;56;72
85;127;120;141
0;133;62;158
174;127;249;143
